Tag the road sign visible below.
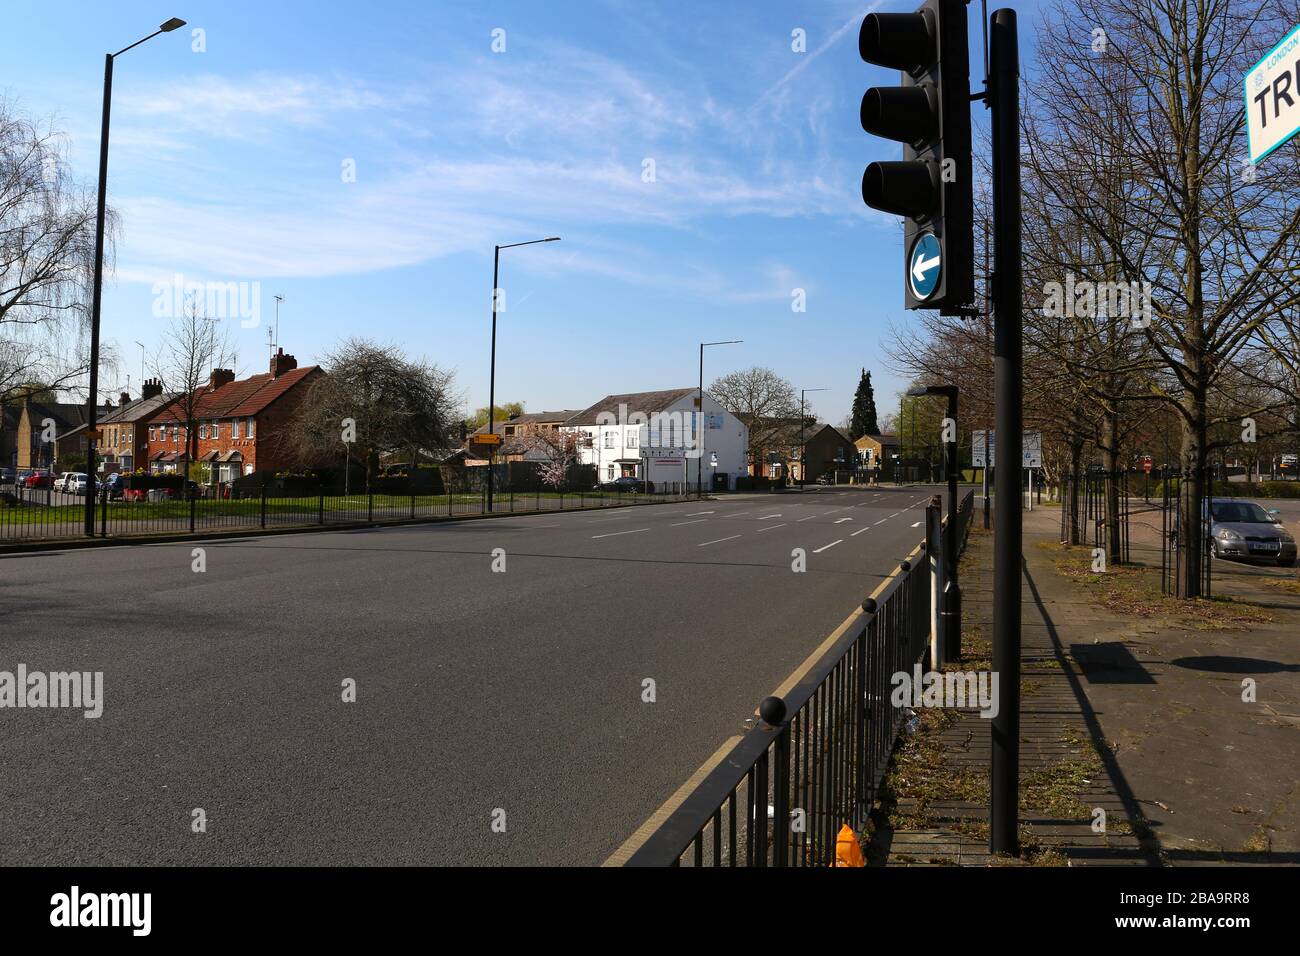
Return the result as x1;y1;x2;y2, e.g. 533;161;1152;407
1246;24;1300;163
475;433;501;445
971;429;1040;467
908;232;942;301
1023;431;1042;468
85;428;102;440
1142;456;1153;474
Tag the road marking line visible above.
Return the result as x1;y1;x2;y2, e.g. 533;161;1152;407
697;534;742;547
592;528;649;539
670;519;707;527
602;734;744;867
812;539;843;553
758;514;782;520
851;527;870;536
610;536;928;866
834;517;852;524
911;521;923;528
875;519;888;525
755;523;787;533
686;511;714;516
796;515;816;522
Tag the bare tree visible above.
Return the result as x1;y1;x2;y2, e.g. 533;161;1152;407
290;338;458;491
0;101;109;402
1020;0;1300;593
708;366;800;472
150;296;236;481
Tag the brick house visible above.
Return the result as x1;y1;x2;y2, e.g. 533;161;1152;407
145;349;321;485
796;424;857;483
95;379;175;475
465;410;582;463
15;400;109;471
856;433;901;480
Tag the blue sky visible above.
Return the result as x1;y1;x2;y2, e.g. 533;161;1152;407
4;0;1041;425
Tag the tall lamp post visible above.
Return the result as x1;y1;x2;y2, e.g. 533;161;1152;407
487;236;560;511
798;388;827;490
83;17;187;535
696;340;741;497
908;384;961;659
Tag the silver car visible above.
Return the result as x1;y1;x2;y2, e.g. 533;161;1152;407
1207;498;1297;567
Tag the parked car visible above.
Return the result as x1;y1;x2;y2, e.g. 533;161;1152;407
103;472;127;500
599;476;653;493
58;472;87;493
0;467;14;485
68;474;100;495
815;473;834;486
24;470;53;489
1206;498;1297;567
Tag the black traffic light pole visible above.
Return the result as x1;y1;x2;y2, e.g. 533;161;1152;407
988;6;1022;858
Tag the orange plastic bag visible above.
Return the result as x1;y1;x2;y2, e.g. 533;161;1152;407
834;824;866;867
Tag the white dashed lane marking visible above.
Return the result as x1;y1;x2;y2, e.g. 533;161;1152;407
698;535;742;547
592;528;649;539
812;540;843;553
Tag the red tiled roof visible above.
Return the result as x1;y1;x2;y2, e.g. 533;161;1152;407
156;366;320;422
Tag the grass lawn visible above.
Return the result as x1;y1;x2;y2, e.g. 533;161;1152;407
0;489;662;532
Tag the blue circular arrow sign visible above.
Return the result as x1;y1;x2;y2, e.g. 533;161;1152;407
908;232;942;301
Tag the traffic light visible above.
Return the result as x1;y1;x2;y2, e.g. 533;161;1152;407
859;0;973;312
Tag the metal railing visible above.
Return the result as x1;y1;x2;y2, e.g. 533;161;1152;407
0;480;697;544
618;490;974;867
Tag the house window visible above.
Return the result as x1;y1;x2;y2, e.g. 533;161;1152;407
199;424;208;439
210;422;220;440
246;418;254;438
232;420;240;440
607;464;615;479
149;426;156;441
626;431;638;449
604;432;615;449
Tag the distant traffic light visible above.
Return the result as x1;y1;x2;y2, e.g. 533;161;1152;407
859;0;974;312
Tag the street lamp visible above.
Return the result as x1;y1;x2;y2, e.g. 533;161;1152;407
83;17;187;536
697;340;741;497
487;236;560;511
907;384;961;659
798;388;827;490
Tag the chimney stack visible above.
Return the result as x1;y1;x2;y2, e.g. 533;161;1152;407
209;368;236;390
270;347;298;379
142;378;163;400
119;391;131;407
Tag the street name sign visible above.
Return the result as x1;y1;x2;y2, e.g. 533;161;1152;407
475;433;502;445
1246;24;1300;163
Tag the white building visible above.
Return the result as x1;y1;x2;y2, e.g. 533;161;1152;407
564;388;749;491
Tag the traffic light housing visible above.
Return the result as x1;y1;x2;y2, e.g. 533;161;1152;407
859;0;973;312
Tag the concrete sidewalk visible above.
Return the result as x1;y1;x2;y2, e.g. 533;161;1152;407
867;507;1300;866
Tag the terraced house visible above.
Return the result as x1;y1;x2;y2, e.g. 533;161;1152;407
94;379;175;475
146;349;321;485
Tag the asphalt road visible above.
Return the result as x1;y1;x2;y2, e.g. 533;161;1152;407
0;484;942;865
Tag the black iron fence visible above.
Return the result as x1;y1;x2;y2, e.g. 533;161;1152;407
1158;468;1213;598
616;490;975;867
0;480;697;544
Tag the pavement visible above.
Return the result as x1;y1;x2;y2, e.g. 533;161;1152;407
0;484;943;866
870;504;1300;865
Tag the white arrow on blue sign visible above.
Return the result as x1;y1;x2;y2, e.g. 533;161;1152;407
908;232;942;301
